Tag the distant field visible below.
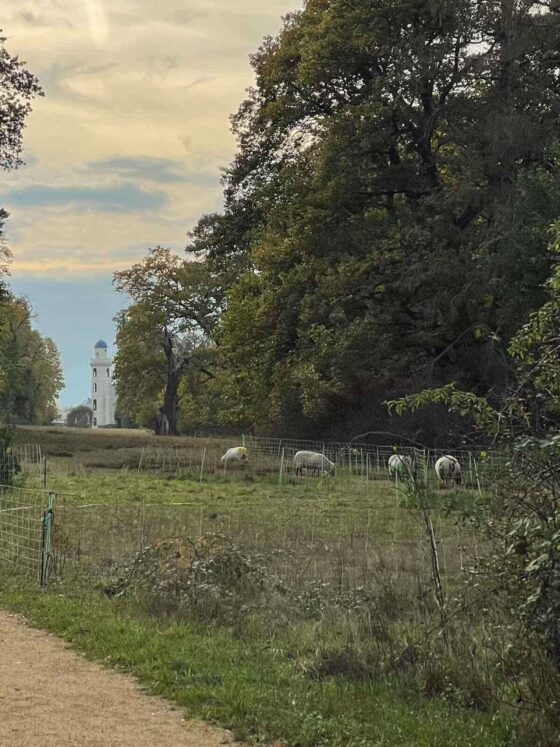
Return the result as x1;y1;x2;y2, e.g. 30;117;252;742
0;426;520;746
14;425;233;468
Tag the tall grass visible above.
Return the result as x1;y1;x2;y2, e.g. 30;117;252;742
0;427;540;745
0;574;518;746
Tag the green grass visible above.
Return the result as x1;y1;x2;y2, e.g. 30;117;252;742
0;576;516;747
47;467;402;512
1;426;520;745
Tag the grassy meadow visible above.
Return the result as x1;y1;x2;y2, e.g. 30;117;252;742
0;426;523;745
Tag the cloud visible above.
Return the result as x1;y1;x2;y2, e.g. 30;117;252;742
83;0;110;46
86;156;220;188
1;183;167;213
1;0;299;277
1;0;300;407
166;8;209;26
87;156;187;184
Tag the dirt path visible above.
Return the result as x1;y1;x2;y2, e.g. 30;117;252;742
0;611;240;746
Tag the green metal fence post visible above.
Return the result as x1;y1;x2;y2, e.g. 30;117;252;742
40;492;56;586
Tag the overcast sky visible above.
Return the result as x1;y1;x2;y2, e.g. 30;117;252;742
1;0;298;406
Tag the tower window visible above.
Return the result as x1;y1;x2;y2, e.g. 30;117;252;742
93;383;97;393
93;417;97;426
93;399;97;411
93;368;97;377
106;369;110;377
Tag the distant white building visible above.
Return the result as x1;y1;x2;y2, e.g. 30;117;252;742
90;339;116;427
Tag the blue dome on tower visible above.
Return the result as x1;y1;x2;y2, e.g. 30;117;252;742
94;339;108;349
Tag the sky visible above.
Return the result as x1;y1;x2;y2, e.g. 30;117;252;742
1;0;298;406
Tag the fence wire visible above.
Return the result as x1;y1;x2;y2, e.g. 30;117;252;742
0;484;51;577
131;437;510;493
51;497;479;597
0;445;53;580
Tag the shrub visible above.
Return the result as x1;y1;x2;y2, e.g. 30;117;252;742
106;535;283;625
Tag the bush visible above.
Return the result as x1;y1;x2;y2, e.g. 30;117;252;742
0;425;20;485
106;535;283;625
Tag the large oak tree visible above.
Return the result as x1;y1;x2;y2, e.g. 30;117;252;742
190;0;560;438
114;248;221;435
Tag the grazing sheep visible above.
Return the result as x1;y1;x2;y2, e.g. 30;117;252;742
388;454;414;481
294;450;336;477
435;455;461;487
221;446;248;465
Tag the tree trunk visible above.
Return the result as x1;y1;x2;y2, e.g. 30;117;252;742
156;328;189;436
159;368;181;435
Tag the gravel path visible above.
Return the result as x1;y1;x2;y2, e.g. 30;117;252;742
0;611;240;746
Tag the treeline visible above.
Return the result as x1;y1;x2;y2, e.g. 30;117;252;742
0;34;63;426
114;0;560;441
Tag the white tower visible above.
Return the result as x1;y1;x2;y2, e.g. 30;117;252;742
90;340;116;427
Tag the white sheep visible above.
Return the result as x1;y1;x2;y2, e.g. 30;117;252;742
220;446;248;465
388;454;414;481
293;450;336;477
435;455;461;487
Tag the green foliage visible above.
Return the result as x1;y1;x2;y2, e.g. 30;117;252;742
0;579;516;747
113;248;222;435
0;296;63;424
106;536;282;625
0;31;43;291
113;303;166;429
0;32;43;172
386;384;503;440
183;0;560;435
0;35;58;425
65;405;93;429
0;424;18;484
388;222;560;732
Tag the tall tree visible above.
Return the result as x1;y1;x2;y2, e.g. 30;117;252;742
114;248;221;434
0;31;42;171
0;32;43;293
0;30;55;425
113;303;168;430
0;296;63;424
190;0;560;438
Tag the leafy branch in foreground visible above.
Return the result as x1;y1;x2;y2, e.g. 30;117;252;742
386;383;504;441
386;238;560;737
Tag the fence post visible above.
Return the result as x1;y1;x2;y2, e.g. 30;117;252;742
279;448;285;486
42;456;48;490
40;492;56;586
200;447;207;482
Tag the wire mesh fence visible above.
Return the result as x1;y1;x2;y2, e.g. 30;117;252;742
51;495;479;598
245;435;509;480
0;484;53;579
130;436;510;493
0;437;509;589
2;442;46;486
12;442;43;467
